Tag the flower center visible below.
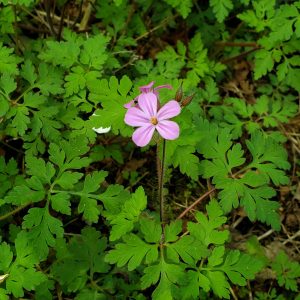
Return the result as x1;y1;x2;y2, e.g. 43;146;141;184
150;117;158;125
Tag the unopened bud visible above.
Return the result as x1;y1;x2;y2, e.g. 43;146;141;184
175;82;183;102
181;93;195;107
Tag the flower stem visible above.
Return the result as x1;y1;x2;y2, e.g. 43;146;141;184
157;139;166;231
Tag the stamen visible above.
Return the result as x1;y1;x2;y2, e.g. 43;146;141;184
150;117;158;125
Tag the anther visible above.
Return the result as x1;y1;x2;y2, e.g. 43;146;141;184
150;117;158;125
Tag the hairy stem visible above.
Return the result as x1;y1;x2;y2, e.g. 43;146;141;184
157;139;166;231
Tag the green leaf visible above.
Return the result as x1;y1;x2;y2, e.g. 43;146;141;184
164;220;182;242
11;106;30;136
39;39;81;68
141;259;185;299
271;250;300;291
51;227;108;292
35;279;54;300
6;265;46;298
172;145;200;180
36;63;64;95
21;60;37;86
163;0;193;18
0;43;21;75
254;49;274;80
14;232;40;267
210;0;233;22
100;184;130;218
167;235;209;264
55;171;83;190
88;76;133;136
0;242;13;271
0;72;16;95
26;155;56;184
109;186;147;241
187;33;210;82
246;131;290;182
206;270;230;299
64;66;86;97
50;193;71;215
80;34;109;69
199;129;288;229
0;6;14;34
4;232;47;298
78;171;108;223
105;234;158;271
22;207;64;260
4;177;45;205
139;217;162;243
220;250;264;285
188;200;229;247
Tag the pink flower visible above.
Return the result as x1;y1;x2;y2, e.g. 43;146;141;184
124;81;172;109
124;92;181;147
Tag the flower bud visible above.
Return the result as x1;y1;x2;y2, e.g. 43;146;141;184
181;93;195;107
175;82;183;102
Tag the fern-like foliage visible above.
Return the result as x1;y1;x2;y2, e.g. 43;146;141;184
105;200;264;299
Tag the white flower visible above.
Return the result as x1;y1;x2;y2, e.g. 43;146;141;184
92;112;111;134
0;274;9;283
92;126;111;134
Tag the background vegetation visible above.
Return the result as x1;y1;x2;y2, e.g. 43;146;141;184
0;0;300;299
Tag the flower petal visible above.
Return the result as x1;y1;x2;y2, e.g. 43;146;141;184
125;107;150;127
139;81;155;93
93;126;111;134
156;120;179;140
132;125;155;147
157;100;181;121
138;92;158;118
124;100;135;109
154;84;172;92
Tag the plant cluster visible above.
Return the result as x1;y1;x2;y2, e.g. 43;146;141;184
0;0;300;299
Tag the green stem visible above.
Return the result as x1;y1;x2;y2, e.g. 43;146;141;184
0;202;31;222
13;85;36;104
51;189;99;199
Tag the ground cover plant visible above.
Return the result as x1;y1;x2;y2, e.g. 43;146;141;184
0;0;300;299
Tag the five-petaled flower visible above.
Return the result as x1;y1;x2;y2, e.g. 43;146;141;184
124;92;181;147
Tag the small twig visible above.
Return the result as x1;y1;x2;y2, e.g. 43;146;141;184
135;14;178;41
71;0;83;30
79;0;96;31
247;281;253;300
257;229;275;241
18;23;50;33
57;2;68;41
229;287;238;300
283;230;300;245
113;55;139;74
35;10;79;27
20;6;50;29
0;140;25;154
0;203;31;222
281;223;300;254
221;47;262;64
215;41;258;47
177;188;216;220
44;0;58;38
231;216;244;229
125;171;150;191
